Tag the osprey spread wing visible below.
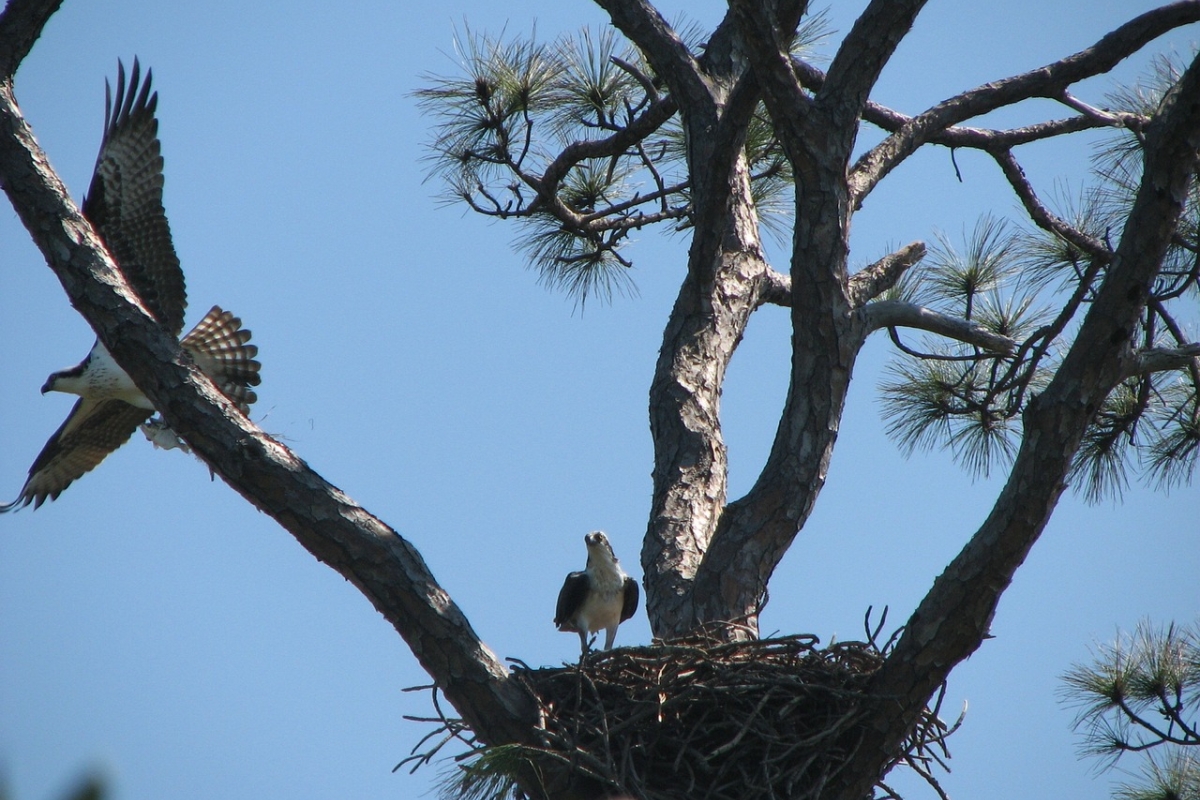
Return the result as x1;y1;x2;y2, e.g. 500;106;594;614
1;60;262;512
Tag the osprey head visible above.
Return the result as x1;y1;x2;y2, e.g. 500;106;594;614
584;530;617;563
42;363;86;395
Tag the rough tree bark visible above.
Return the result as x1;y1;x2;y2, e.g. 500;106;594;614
2;1;1198;799
626;0;1200;642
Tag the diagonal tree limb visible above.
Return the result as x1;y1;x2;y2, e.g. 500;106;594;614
792;56;1120;153
849;1;1200;204
0;3;539;762
990;148;1112;260
829;45;1200;800
0;0;61;80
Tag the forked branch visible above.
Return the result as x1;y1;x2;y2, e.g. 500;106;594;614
847;2;1200;203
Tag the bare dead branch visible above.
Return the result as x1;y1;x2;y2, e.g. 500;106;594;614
848;241;927;307
758;267;792;307
1058;90;1143;128
863;301;1017;355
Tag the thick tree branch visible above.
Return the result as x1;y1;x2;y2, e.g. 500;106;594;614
1125;343;1200;377
830;46;1200;800
0;0;61;80
727;0;815;172
602;4;797;635
642;180;777;634
688;0;930;635
862;301;1017;354
816;0;928;156
0;39;538;762
848;1;1200;204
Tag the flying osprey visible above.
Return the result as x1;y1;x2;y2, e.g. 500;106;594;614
555;531;640;655
0;60;261;512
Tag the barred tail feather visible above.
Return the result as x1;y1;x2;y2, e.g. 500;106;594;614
182;305;262;414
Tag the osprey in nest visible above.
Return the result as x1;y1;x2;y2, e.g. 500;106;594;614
555;531;640;655
2;60;261;512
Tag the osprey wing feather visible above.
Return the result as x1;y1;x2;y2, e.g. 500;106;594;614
83;59;186;335
1;60;261;513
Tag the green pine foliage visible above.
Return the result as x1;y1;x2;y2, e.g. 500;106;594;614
1062;620;1200;800
879;55;1199;500
418;26;1197;497
415;16;829;305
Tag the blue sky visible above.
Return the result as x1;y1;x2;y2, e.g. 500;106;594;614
0;2;1195;799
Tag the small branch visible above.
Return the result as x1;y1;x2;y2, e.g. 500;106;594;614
611;55;659;102
592;0;710;113
793;58;1118;153
848;241;927;307
990;148;1111;260
578;181;690;224
758;267;793;307
1057;90;1142;129
1116;696;1196;746
539;95;677;192
585;207;691;233
1150;299;1200;390
862;301;1016;354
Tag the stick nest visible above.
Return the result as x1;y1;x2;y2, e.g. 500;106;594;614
501;626;950;800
